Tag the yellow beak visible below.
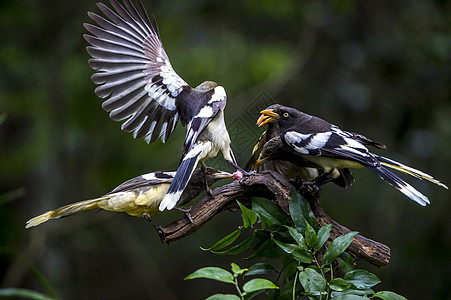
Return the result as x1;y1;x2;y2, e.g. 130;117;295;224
256;109;279;127
213;170;234;179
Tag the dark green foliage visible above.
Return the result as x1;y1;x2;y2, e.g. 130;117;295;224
193;192;406;299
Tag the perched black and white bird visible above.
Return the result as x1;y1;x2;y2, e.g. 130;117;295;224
246;127;355;188
84;0;243;212
26;168;232;228
256;104;447;206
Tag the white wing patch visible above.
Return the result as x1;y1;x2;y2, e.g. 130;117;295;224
144;83;176;110
285;131;311;144
159;122;169;143
307;132;332;150
184;142;211;159
160;59;186;97
196;106;214;118
331;126;349;137
208;86;226;104
342;136;367;150
329;126;371;157
285;131;332;154
143;58;186;111
338;137;370;157
142;171;176;181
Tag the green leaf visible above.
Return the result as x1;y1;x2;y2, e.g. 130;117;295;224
237;200;258;228
0;288;54;300
247;239;275;260
372;291;407;300
284;226;307;249
322;231;358;265
314;224;332;251
243;278;279;293
328;278;352;291
289;191;306;232
277;278;299;299
243;290;266;300
332;295;368;300
256;211;272;230
245;263;277;277
298;267;327;293
212;235;255;255
185;267;235;284
305;222;317;248
283;260;299;282
338;252;355;274
201;230;241;252
332;288;374;297
273;239;313;263
302;291;328;297
252;198;289;227
231;263;247;276
205;294;241;300
289;191;319;232
344;270;381;289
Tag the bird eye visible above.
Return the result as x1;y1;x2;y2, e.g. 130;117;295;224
283;112;289;118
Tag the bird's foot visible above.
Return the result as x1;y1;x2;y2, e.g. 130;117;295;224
312;171;335;187
143;213;165;239
288;176;321;202
232;170;244;181
233;170;258;182
206;185;215;197
175;206;197;226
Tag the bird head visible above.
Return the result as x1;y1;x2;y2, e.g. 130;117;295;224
196;81;219;91
254;136;285;169
256;104;303;129
191;167;233;186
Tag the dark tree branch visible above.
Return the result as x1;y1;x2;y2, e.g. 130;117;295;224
158;171;391;267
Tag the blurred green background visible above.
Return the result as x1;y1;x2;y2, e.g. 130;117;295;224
1;0;451;299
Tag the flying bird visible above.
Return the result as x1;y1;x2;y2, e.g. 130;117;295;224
256;104;447;206
26;168;232;228
84;0;243;212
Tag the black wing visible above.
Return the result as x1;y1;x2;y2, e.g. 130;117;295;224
108;171;175;194
284;126;380;168
84;0;190;143
181;86;227;159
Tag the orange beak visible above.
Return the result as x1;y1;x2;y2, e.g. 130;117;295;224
256;109;279;127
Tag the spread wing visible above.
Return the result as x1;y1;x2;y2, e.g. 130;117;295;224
84;0;190;143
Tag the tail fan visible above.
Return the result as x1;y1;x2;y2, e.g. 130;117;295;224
367;166;430;206
376;155;448;189
26;197;110;228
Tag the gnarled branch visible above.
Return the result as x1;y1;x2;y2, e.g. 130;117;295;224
158;171;390;267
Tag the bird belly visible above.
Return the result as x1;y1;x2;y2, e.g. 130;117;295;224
99;184;170;217
204;111;232;160
301;155;364;171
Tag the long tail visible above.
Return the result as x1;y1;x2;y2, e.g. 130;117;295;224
367;166;430;206
159;144;206;211
376;155;448;189
26;197;110;228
